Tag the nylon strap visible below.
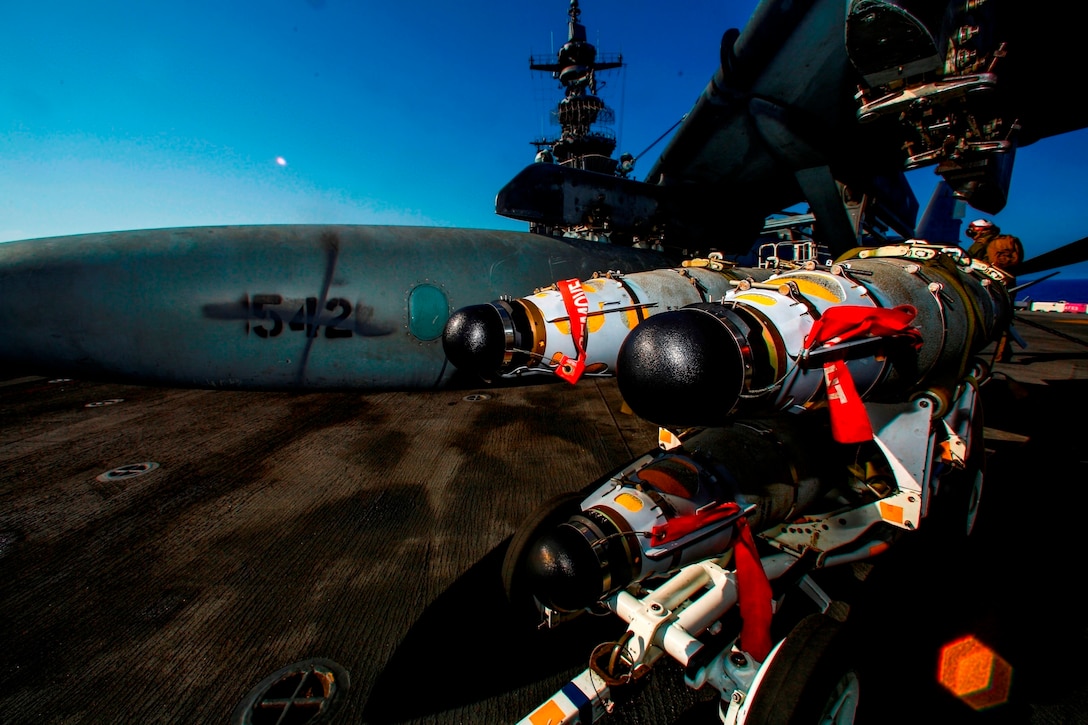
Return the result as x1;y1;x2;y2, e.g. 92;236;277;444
734;514;773;663
803;304;923;443
555;279;590;384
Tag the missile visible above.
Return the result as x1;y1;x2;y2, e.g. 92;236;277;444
442;263;777;383
0;225;672;390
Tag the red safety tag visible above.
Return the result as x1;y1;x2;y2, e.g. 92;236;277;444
734;516;773;663
803;305;923;444
555;279;590;384
803;304;922;349
822;359;871;443
650;501;739;545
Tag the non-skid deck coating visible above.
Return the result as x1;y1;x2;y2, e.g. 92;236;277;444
2;311;1088;724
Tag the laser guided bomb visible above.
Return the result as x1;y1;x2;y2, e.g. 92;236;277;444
482;244;1016;724
504;243;1012;613
441;262;777;383
616;243;1014;428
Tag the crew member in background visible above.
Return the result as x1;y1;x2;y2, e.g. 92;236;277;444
965;218;1000;258
965;218;1024;362
965;218;1024;276
985;234;1024;277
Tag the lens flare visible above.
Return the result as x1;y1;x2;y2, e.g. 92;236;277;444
938;634;1012;710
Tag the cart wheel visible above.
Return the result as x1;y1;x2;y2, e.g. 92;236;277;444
740;613;860;725
501;492;584;619
930;410;985;540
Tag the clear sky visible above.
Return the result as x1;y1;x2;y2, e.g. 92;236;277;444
3;0;1086;280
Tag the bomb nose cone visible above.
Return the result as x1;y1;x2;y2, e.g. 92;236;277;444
525;525;602;613
616;307;747;428
442;304;507;379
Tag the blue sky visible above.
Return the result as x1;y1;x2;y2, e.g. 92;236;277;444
3;1;1087;280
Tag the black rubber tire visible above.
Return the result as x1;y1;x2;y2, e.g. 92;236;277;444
501;491;584;617
741;613;860;725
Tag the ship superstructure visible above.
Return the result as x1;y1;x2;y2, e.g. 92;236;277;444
529;1;626;178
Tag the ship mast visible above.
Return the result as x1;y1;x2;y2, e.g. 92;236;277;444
530;1;626;176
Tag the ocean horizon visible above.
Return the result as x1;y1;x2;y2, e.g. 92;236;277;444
1016;276;1088;304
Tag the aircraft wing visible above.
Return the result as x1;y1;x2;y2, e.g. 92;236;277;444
643;0;900;251
652;0;1088;237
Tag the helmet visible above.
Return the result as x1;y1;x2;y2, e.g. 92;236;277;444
966;219;995;238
